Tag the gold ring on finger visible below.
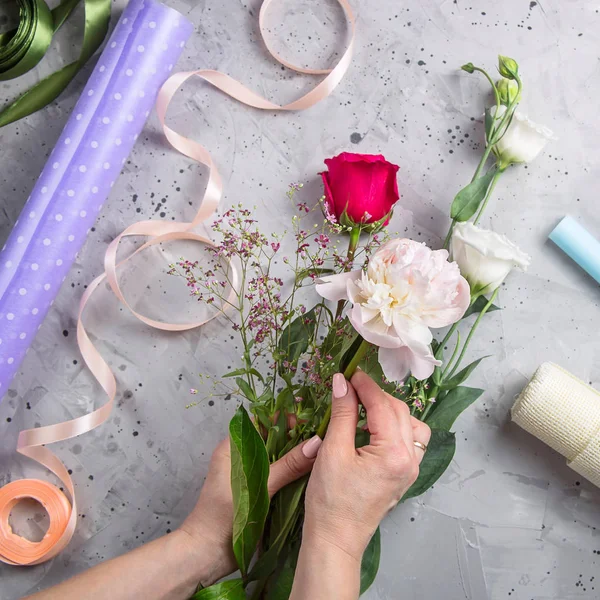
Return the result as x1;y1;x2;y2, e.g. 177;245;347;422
413;441;427;453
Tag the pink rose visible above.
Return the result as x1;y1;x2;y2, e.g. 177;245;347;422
316;239;470;382
320;153;400;228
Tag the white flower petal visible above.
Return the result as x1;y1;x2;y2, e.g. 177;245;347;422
349;305;403;349
491;105;555;165
378;346;411;382
451;222;530;292
315;270;361;302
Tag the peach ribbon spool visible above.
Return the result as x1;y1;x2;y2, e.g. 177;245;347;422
0;0;356;566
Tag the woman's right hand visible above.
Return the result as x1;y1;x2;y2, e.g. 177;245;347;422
303;370;431;562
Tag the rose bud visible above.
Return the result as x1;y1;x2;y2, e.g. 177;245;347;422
320;152;400;232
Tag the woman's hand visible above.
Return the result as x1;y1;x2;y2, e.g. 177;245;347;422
291;370;431;600
179;432;323;587
25;433;321;600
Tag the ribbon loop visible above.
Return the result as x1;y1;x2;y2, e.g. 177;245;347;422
1;0;355;565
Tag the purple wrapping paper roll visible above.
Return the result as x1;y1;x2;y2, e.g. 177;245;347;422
0;0;193;398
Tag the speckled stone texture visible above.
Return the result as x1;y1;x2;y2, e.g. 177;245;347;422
1;1;600;599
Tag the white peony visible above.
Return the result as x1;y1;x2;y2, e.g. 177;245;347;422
316;239;470;382
450;222;531;296
491;105;555;166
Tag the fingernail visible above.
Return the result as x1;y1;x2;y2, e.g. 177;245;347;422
332;373;348;398
302;435;322;459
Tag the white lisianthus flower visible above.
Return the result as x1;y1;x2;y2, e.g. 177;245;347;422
450;222;531;296
316;239;470;382
491;105;555;167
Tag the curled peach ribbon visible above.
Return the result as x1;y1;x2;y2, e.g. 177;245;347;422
0;0;355;566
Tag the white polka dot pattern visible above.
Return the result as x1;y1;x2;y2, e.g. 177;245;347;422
0;0;192;393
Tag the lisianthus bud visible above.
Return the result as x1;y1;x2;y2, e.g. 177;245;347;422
496;78;521;106
461;62;475;74
320;152;400;233
498;55;519;80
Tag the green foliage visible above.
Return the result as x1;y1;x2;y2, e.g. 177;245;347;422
463;295;500;319
236;378;256;402
190;579;246;599
224;368;265;382
229;406;270;577
426;387;483;431
265;410;288;461
360;528;381;595
450;167;498;222
402;430;456;501
442;357;488;390
248;478;307;582
339;333;366;374
263;543;301;600
277;308;317;373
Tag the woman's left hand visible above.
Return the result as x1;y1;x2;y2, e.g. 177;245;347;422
178;435;322;587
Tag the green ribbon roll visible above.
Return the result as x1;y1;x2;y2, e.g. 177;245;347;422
0;0;110;128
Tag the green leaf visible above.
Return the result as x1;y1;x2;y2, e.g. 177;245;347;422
224;368;264;382
359;349;401;396
402;430;456;501
426;387;483;431
275;388;294;412
295;267;335;285
360;527;381;595
450;168;498;222
355;428;370;449
230;405;270;577
249;478;307;582
463;295;501;319
441;356;488;390
266;566;295;600
190;579;246;599
340;333;365;373
277;308;317;371
236;378;256;402
264;542;301;600
265;410;287;461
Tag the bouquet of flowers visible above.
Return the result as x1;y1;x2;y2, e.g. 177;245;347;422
171;55;552;599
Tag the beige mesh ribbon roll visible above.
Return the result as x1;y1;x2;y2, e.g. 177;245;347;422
511;362;600;486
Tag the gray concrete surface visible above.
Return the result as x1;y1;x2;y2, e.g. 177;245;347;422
1;0;600;598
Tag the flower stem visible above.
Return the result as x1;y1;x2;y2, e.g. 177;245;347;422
442;73;517;250
420;394;436;422
442;221;455;251
334;226;361;320
442;330;461;379
446;287;500;379
316;337;371;438
471;145;494;183
472;66;500;132
473;168;503;225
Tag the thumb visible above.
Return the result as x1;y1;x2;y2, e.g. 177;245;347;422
325;372;359;449
267;436;322;497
